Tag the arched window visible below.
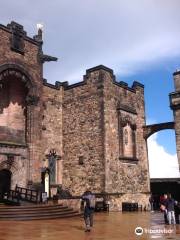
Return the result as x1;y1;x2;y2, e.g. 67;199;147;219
46;149;61;184
123;124;134;158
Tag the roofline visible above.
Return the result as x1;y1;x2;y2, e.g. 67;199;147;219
0;23;40;46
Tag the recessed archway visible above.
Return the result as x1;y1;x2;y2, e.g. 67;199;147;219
0;74;28;144
0;64;38;144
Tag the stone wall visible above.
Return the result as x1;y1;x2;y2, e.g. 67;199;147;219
109;193;150;211
171;71;180;170
97;68;150;196
41;83;63;185
175;109;180;170
0;145;28;189
62;73;105;195
57;194;149;212
58;199;81;212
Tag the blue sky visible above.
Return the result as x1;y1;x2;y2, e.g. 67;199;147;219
1;0;180;178
122;59;178;154
122;60;180;178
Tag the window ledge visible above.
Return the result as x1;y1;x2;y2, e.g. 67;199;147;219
119;156;138;164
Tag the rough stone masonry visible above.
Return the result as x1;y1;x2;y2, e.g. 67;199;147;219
0;21;179;210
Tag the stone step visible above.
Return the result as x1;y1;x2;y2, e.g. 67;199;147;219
0;204;67;211
0;208;73;215
0;204;81;220
0;212;81;221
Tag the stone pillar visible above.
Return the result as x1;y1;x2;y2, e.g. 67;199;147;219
57;159;63;184
26;95;42;184
173;70;180;91
170;70;180;170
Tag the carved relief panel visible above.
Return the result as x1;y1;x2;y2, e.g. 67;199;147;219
118;106;137;161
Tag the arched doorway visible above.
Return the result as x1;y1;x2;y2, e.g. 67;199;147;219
0;169;12;198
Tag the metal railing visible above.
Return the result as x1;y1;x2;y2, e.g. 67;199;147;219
14;186;40;203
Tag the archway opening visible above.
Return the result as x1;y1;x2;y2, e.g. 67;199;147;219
147;130;179;178
0;169;12;198
0;73;28;144
147;130;180;203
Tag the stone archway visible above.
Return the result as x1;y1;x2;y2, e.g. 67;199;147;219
0;64;39;104
144;122;179;180
0;169;12;198
143;122;175;140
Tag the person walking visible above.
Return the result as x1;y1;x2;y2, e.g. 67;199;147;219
82;190;96;232
165;194;176;225
174;201;180;224
160;194;168;224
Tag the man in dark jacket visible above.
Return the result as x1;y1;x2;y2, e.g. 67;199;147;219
175;201;180;224
165;194;176;225
82;190;96;232
160;194;168;224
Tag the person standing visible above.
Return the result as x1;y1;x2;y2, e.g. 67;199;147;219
82;190;96;232
149;194;154;212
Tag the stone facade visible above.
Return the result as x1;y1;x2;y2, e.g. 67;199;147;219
0;21;43;189
170;70;180;170
61;67;150;200
3;21;179;210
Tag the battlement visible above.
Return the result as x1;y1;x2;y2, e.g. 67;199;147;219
43;64;144;94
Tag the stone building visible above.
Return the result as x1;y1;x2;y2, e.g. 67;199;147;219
170;70;180;170
0;21;178;210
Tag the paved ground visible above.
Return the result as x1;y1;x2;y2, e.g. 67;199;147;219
0;212;179;240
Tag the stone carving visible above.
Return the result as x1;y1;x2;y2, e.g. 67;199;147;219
0;155;16;170
26;95;39;106
124;129;128;145
7;21;26;54
40;54;58;63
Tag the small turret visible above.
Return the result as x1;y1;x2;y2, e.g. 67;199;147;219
173;69;180;92
33;23;43;42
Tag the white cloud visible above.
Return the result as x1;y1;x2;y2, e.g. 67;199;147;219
0;0;180;83
147;134;180;178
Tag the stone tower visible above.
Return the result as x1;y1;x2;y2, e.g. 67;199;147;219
170;70;180;170
62;66;150;209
